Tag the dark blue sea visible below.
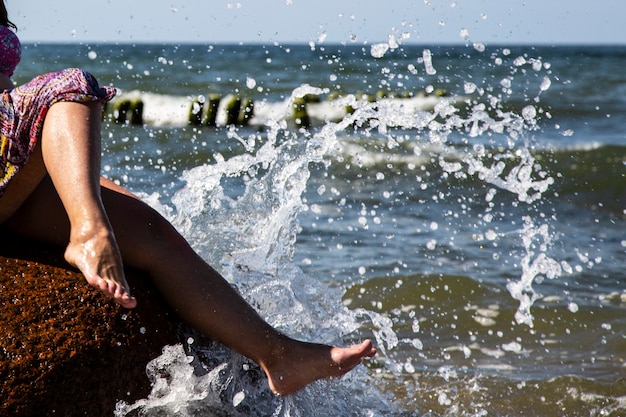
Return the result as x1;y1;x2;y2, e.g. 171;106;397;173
15;42;626;416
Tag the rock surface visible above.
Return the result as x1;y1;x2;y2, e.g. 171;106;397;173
0;232;181;417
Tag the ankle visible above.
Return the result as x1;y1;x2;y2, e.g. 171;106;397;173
69;216;114;244
256;333;293;374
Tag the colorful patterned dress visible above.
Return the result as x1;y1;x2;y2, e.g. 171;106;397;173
0;26;20;78
0;26;116;196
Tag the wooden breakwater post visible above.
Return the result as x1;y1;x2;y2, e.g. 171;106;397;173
203;94;222;127
238;98;254;126
188;94;254;127
109;98;144;125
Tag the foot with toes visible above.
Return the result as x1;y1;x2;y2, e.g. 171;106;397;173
64;226;137;309
261;339;376;395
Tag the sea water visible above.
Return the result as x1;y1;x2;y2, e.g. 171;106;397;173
15;42;626;416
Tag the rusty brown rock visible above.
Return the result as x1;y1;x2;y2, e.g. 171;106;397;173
0;232;181;417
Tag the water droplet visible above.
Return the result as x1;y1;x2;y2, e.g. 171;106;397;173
473;42;485;52
422;49;437;75
464;82;477;94
502;341;523;353
522;105;537;121
233;391;245;407
370;43;389;59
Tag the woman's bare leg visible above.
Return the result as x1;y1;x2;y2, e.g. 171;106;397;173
97;177;377;395
4;175;376;395
38;101;136;308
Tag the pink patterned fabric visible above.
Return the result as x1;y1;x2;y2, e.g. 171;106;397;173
0;68;116;194
0;26;21;77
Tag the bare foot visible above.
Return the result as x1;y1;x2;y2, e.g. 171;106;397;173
260;339;376;395
64;226;137;309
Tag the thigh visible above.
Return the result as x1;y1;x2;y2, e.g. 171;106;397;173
1;175;143;246
0;174;69;246
2;173;183;270
0;143;47;224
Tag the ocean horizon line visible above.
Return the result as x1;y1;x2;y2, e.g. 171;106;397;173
19;40;626;48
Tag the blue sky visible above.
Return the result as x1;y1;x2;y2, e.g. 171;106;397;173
9;0;626;45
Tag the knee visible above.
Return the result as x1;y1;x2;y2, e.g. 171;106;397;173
130;204;192;263
146;209;184;245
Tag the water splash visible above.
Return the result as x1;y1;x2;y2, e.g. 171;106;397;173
507;216;562;327
117;44;572;416
118;86;399;416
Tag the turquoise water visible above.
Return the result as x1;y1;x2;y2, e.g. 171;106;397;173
15;43;626;416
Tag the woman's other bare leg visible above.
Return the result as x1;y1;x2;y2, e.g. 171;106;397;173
39;101;136;308
97;178;376;394
5;176;376;395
